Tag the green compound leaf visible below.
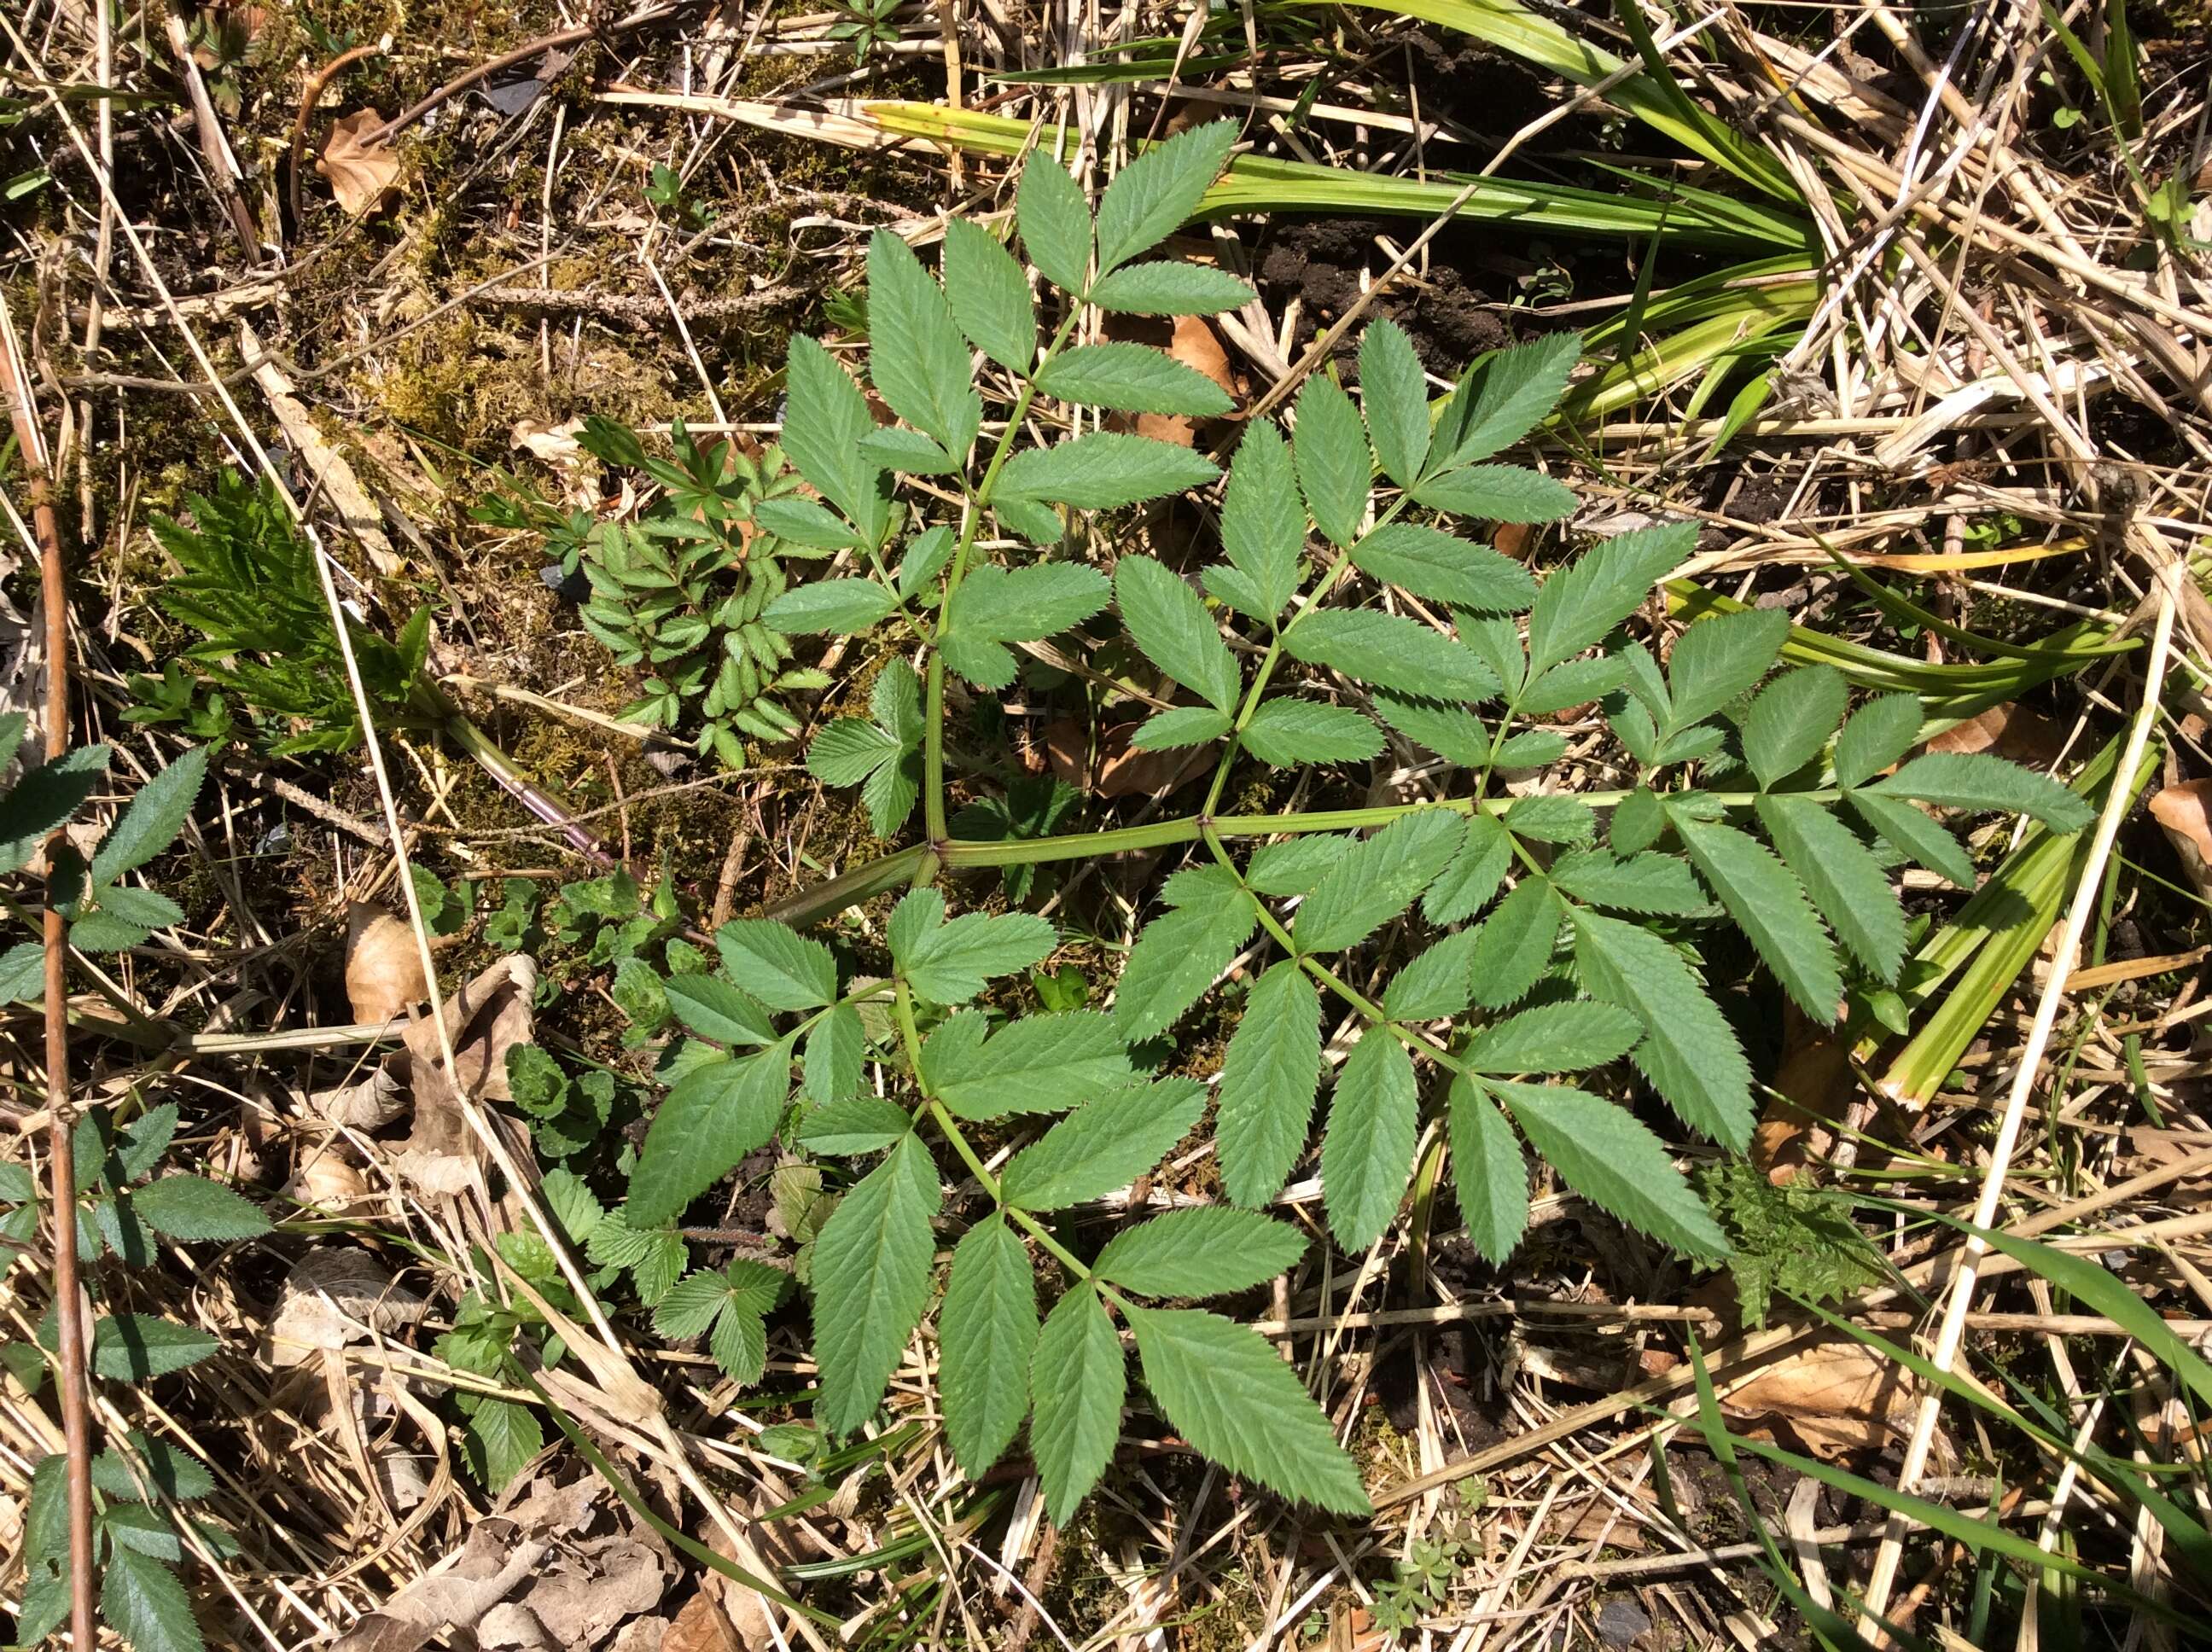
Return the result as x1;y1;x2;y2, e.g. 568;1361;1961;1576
1115;865;1258;1038
1240;699;1382;768
131;1175;269;1242
665;971;778;1046
1465;877;1563;1009
1284;610;1499;701
922;1008;1138;1120
1674;813;1842;1023
1016;150;1092;294
710;1308;770;1387
803;1003;865;1103
998;433;1220;511
1463;999;1644;1074
894;905;1057;1004
1516;653;1629;717
1115;554;1240;713
1755;793;1907;983
942;217;1036;371
1292;375;1371;549
1215;960;1323;1207
1569;907;1754;1149
102;1544;207;1652
92;745;207;884
1001;1078;1206;1211
0;745;110;875
1831;691;1924;788
1132;705;1232;750
1524;521;1694;676
1423;812;1511;925
866;229;982;459
765;579;894;637
1429;330;1580;471
1218;420;1304;624
811;1132;942;1435
1245;835;1344;896
1089;260;1255;315
1348;523;1537;613
1843;788;1976;888
1741;665;1848;789
90;1315;218;1381
1872;752;2095;833
715;918;838;1010
1097;1207;1307;1297
1125;1305;1371;1515
628;1044;790;1225
1547;847;1707;915
1029;1285;1124;1524
1409;463;1576;523
1374;692;1491;768
940;1217;1037;1476
796;1095;912;1155
1490;1079;1728;1257
940;561;1112;689
1447;1076;1528;1265
1664;608;1790;729
807;718;903;788
782;335;887;544
1039;343;1235;416
1322;1032;1418;1252
1093;119;1237;273
1295;808;1465;954
1504;794;1595;845
1358;317;1430;487
1380;928;1479;1021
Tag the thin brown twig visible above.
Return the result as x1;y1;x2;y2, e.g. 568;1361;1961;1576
360;0;692;148
287;39;386;221
0;281;96;1652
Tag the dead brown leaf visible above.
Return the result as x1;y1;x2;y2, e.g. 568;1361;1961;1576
1928;701;2066;768
333;1475;673;1652
393;955;538;1194
1751;1005;1855;1184
319;108;401;215
1137;316;1238;446
1045;717;1213;800
2149;778;2212;899
1722;1336;1933;1461
267;1248;422;1369
346;901;427;1022
663;1592;745;1652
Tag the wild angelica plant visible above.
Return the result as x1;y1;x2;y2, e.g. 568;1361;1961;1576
591;122;2093;1521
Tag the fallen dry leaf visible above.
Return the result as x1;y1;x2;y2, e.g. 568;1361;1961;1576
286;1150;369;1213
663;1593;745;1652
1751;1005;1855;1184
1138;316;1238;446
333;1475;675;1652
267;1248;422;1368
2149;778;2212;899
346;901;427;1022
393;955;538;1194
1722;1336;1936;1462
1045;717;1212;800
319;108;401;216
311;1065;408;1129
1928;701;2066;768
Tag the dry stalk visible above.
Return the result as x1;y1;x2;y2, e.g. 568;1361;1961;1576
1857;559;2186;1634
0;276;96;1652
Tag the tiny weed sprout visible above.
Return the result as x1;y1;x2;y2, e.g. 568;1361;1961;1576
508;125;2095;1522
